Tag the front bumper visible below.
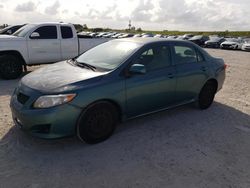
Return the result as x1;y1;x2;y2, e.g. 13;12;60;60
242;46;250;51
10;86;82;139
220;45;237;49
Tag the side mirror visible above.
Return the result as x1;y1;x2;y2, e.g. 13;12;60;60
6;30;12;35
30;32;40;39
129;64;146;75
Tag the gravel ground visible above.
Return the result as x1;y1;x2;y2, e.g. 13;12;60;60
0;49;250;188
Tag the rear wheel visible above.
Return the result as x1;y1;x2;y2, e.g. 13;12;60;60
0;55;23;79
198;81;217;109
77;101;119;144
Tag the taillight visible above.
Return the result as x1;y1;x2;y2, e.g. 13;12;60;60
224;64;227;69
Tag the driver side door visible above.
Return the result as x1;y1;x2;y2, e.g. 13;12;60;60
125;44;177;118
27;25;61;64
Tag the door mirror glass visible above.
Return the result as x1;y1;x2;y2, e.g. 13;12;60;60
129;64;146;74
30;32;40;39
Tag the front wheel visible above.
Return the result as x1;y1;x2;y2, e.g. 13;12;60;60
77;102;119;144
198;82;217;109
0;55;23;79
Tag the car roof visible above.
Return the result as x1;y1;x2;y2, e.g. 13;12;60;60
114;37;193;45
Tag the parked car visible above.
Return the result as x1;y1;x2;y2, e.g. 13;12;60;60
154;34;164;38
167;35;177;39
241;38;250;51
133;34;142;37
189;35;209;47
0;22;110;79
220;38;243;50
10;38;226;144
118;33;134;38
142;33;154;38
0;24;25;35
111;33;124;38
204;37;225;48
176;36;185;40
183;34;194;40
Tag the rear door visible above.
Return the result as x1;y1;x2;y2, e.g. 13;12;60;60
27;25;61;64
60;26;78;60
172;43;210;103
125;43;177;117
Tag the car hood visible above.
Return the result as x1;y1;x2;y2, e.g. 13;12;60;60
21;61;108;92
0;35;24;41
243;43;250;46
221;41;239;45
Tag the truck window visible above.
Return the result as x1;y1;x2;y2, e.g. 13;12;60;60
61;26;73;39
31;26;57;39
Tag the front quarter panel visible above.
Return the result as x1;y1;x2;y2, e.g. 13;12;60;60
70;75;126;116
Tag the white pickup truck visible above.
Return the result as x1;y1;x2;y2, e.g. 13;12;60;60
0;22;110;79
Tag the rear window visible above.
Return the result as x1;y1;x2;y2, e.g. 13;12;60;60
61;26;73;39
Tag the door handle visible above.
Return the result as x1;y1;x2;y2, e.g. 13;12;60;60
201;66;207;71
168;73;174;79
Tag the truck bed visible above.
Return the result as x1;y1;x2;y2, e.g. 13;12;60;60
78;38;112;54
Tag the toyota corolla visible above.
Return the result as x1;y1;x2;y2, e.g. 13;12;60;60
10;38;226;144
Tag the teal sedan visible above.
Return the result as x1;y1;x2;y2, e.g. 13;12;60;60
10;38;226;144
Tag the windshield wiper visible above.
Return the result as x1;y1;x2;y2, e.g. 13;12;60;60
73;59;96;72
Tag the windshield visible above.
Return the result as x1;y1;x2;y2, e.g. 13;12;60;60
244;39;250;43
191;35;202;40
226;38;240;42
209;37;220;41
76;41;141;70
12;24;36;37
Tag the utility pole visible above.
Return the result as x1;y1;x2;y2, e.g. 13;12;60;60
128;20;131;30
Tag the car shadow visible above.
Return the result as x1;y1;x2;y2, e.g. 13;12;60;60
0;101;250;186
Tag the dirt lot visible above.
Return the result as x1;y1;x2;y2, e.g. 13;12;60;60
0;49;250;188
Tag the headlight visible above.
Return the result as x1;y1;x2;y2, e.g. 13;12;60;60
33;94;76;109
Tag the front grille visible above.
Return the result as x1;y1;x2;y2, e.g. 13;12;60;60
17;92;30;104
222;44;232;47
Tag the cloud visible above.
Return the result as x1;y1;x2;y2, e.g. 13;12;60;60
131;0;155;22
45;1;60;15
1;0;250;31
15;1;36;12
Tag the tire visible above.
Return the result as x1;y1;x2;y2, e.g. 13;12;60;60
0;54;23;79
77;101;119;144
198;81;217;110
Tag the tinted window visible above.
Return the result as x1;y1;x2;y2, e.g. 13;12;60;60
31;26;57;39
174;46;197;64
61;26;73;39
135;45;171;71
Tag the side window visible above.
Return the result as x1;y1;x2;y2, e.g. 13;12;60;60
174;46;197;64
134;45;171;71
30;26;57;39
61;26;73;39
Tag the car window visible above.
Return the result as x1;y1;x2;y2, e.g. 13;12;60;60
174;46;197;64
61;26;73;39
31;26;57;39
134;45;171;71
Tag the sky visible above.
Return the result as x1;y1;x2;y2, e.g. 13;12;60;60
0;0;249;31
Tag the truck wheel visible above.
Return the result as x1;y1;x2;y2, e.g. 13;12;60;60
77;101;119;144
0;55;23;79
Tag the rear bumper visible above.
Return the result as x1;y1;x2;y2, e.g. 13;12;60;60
10;95;82;139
